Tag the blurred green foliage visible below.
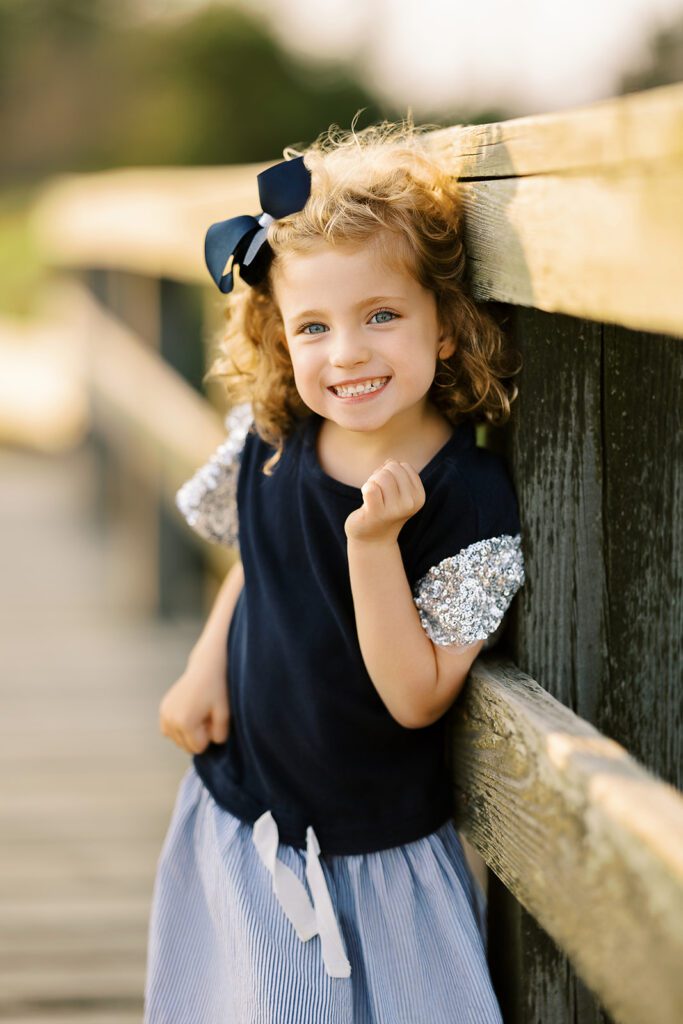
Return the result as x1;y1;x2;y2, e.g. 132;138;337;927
0;185;43;318
0;0;401;183
3;0;679;320
0;0;407;317
617;15;683;94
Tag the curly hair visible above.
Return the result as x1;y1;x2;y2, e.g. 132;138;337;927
204;112;521;475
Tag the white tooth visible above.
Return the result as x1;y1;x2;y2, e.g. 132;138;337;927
334;376;388;396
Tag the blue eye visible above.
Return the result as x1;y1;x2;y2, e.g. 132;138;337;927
299;309;397;335
370;309;397;324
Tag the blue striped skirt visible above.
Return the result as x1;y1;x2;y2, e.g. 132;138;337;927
144;764;504;1023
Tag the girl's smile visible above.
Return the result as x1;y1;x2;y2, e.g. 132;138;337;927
327;376;392;400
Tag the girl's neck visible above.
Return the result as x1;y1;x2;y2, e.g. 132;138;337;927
316;402;454;485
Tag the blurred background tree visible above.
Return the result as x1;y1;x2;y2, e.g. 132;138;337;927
0;0;406;185
0;0;444;316
1;0;681;319
617;12;683;93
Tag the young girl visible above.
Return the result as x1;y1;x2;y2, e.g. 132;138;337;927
144;118;525;1024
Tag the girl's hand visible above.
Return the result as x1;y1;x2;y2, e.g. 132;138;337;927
344;459;426;544
158;654;230;755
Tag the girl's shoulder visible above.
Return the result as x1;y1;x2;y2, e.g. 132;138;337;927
435;433;520;534
410;443;525;650
174;401;254;547
172;403;306;548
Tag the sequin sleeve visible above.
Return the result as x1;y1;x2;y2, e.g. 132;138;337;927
174;401;253;550
411;533;525;649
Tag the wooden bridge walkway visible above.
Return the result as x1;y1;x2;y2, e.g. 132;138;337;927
0;439;200;1023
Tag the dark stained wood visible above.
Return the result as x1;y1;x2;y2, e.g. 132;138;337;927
474;304;682;1023
600;322;682;789
158;277;209;620
493;305;612;1024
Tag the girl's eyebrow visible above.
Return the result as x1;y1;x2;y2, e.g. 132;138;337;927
288;295;405;324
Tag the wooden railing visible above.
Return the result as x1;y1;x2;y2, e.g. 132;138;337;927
452;659;683;1024
31;81;683;1024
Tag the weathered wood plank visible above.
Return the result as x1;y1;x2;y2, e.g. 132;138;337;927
0;444;200;1020
44;276;236;576
453;656;683;1024
600;321;683;789
498;303;682;1023
31;84;683;336
427;81;683;177
30;162;269;282
489;305;607;1023
507;307;605;715
456;166;683;337
0;1015;141;1024
0;966;146;1008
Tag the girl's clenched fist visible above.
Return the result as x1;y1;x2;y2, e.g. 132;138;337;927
344;459;426;545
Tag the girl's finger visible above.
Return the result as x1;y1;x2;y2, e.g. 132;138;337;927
399;461;425;497
373;464;403;503
186;722;209;754
164;722;184;750
389;462;417;505
379;461;415;507
161;709;192;753
361;478;384;509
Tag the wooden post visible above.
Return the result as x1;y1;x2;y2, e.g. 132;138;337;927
157;277;208;621
485;304;683;1023
79;268;155;615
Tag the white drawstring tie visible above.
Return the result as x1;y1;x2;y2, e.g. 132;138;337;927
252;810;352;978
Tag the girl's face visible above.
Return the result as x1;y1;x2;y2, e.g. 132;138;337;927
272;234;455;436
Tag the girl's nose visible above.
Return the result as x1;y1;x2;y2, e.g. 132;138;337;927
330;330;371;367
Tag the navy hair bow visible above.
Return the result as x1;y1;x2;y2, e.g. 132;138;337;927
204;155;312;294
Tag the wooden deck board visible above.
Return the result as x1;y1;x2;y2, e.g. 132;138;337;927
1;442;200;1019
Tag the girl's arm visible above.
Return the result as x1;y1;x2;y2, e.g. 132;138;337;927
347;538;482;729
188;559;245;670
159;559;244;754
345;459;484;730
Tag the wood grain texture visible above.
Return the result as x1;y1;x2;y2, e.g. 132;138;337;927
426;82;683;177
45;276;236;578
456;167;683;337
504;306;615;1024
425;83;683;336
599;322;682;788
450;657;683;1024
31;84;683;336
0;444;198;1019
31;162;270;283
484;303;682;1023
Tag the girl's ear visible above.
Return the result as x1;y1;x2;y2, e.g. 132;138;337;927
438;334;456;360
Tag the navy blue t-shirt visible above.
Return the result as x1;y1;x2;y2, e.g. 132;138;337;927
176;403;525;854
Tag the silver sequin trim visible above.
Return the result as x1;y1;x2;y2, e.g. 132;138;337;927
412;533;525;647
175;401;253;549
